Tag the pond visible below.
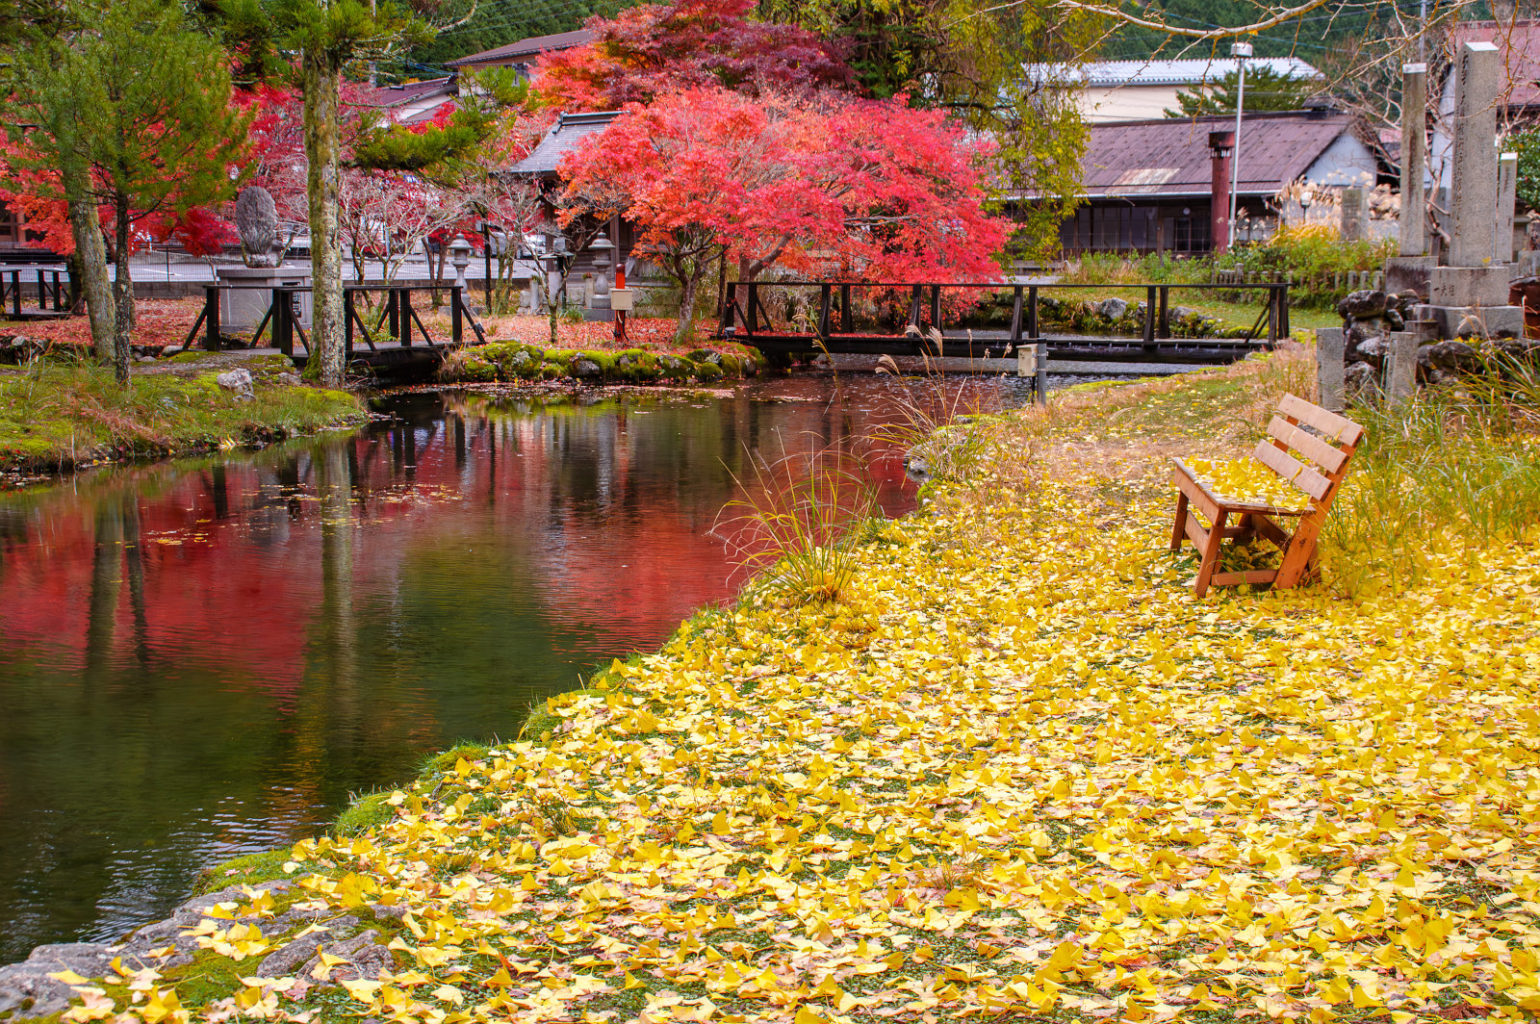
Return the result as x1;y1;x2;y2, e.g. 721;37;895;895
0;372;1045;964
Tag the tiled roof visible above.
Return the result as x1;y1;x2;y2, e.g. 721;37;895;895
1025;57;1323;88
354;77;455;109
447;29;594;69
508;111;621;175
1073;111;1354;199
1449;20;1540;109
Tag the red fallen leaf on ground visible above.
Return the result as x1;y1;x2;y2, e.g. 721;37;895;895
1438;1003;1488;1019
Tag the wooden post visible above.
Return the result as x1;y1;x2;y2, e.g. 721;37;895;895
1027;286;1039;338
1268;286;1279;345
909;284;922;329
35;269;45;311
721;282;737;335
1009;285;1023;350
204;285;221;352
273;288;292;356
929;284;941;329
1278;283;1290;340
1143;286;1157;348
1157;286;1170;339
840;284;852;333
9;271;19;317
388;289;400;340
399;289;414;347
452;286;464;346
746;282;759;335
1035;342;1049;405
818;284;831;337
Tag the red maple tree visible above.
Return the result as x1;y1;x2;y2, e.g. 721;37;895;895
533;0;852;111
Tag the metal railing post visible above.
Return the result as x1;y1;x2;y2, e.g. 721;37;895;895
1027;286;1039;338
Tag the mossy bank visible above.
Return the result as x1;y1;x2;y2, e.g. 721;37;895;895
439;341;766;385
0;353;366;478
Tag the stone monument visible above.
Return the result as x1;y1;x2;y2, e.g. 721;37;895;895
217;185;311;333
235;186;280;268
1384;62;1434;297
1322;43;1529;408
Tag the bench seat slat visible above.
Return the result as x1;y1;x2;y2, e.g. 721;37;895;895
1171;457;1311;516
1251;441;1332;502
1266;416;1349;474
1279;393;1364;446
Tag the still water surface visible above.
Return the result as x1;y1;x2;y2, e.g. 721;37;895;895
0;374;1037;963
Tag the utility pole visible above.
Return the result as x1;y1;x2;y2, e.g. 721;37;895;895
1229;41;1253;244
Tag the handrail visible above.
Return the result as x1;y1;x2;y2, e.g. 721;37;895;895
182;283;486;356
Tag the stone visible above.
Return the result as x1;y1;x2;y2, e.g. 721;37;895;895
256;916;360;978
297;930;392;985
1449;41;1501;268
1355;337;1388;363
0;943;118;1018
1428;266;1512;307
1498;152;1519;263
1340;187;1365;242
1337;289;1387;320
277;371;302;386
1386;332;1417;403
1315;327;1345;412
571;358;603;379
1096;297;1128;320
1418;339;1481;372
1344;360;1379;399
235;187;280;269
1384;255;1435;301
1399;62;1429;257
216;368;255;400
1416;303;1524;340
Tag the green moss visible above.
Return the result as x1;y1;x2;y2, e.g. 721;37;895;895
420;742;493;776
332;791;396;838
521;706;562;745
0;363;365;473
192;849;292;894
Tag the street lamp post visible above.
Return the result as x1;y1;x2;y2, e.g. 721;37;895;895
1229;41;1253;245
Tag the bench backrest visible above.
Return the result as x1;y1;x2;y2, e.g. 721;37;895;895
1252;393;1365;509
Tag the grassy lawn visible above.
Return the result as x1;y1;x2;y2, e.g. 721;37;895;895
0;353;365;475
27;352;1540;1023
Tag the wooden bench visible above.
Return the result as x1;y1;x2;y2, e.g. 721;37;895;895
1170;394;1365;597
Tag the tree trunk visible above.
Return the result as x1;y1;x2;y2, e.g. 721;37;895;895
111;196;133;385
676;267;700;345
63;178;115;362
302;55;345;387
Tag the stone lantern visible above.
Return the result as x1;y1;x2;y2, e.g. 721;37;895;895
448;235;472;290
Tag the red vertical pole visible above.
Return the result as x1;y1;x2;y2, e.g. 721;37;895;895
1208;130;1234;254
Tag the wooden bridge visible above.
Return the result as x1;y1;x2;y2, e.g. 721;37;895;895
719;280;1290;368
182;283;486;370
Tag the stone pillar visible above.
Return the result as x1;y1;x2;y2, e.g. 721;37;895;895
1497;151;1518;263
1340;187;1365;242
1449;41;1500;267
1208;131;1233;254
1316;327;1345;412
1386;331;1417;403
1399;63;1428;257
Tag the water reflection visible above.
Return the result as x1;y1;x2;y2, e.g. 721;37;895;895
0;374;1033;962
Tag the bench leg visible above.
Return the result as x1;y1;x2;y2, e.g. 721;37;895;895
1276;512;1324;589
1194;509;1228;597
1170;492;1189;551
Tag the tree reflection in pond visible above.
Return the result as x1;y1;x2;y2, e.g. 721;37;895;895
0;374;1034;963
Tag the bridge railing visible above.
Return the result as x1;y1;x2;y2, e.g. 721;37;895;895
720;280;1291;351
182;284;487;357
0;264;70;317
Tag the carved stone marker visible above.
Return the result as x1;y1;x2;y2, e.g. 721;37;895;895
1398;63;1428;258
1316;327;1345;412
1497;151;1518;263
1386;331;1417;404
1340;187;1365;242
235;187;280;269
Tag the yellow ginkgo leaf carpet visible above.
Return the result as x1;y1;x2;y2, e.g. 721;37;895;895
41;357;1540;1024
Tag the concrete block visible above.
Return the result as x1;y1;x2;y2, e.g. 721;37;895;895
1316;327;1345;412
1387;331;1417;403
1384;254;1436;299
1415;303;1525;339
1428;264;1513;307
